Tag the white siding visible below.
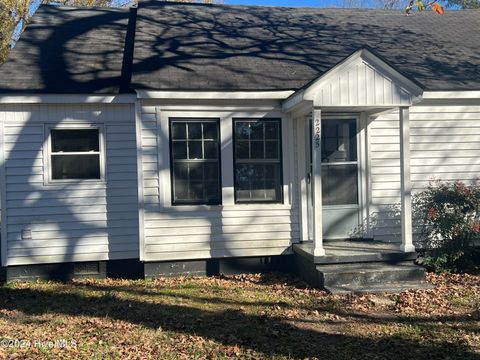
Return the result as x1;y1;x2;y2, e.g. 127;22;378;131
0;104;138;265
139;104;298;262
369;104;480;241
311;58;413;107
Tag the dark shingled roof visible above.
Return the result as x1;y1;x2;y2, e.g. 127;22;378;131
0;2;479;93
0;5;131;94
133;2;480;91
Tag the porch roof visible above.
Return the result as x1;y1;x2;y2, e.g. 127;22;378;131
283;48;424;112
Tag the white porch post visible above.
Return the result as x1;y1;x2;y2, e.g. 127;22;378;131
312;107;325;256
399;106;415;252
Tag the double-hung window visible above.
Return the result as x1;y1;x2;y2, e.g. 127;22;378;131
49;128;103;181
170;119;221;205
234;119;282;203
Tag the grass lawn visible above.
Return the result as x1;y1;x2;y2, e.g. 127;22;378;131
0;272;478;359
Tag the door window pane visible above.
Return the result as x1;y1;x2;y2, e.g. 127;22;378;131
321;119;357;162
322;164;358;205
170;119;221;205
320;119;358;206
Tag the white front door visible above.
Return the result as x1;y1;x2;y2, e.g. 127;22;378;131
306;116;361;239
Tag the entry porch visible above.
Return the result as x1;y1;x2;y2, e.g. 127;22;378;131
283;49;430;292
292;240;416;265
291;240;431;294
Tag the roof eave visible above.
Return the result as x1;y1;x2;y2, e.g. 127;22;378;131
135;90;295;100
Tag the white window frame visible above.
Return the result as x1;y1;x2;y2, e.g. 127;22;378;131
44;123;106;185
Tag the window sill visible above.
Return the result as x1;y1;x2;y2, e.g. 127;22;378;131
44;179;107;187
160;203;292;212
235;201;284;205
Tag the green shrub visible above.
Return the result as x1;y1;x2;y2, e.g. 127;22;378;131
415;180;480;272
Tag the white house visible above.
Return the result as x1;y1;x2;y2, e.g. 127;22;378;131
0;2;478;292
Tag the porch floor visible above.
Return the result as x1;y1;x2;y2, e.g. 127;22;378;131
293;240;417;265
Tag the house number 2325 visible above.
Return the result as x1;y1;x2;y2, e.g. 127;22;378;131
313;118;321;149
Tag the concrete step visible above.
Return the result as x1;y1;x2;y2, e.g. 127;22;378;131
316;251;417;265
317;262;428;293
292;242;417;265
324;280;434;295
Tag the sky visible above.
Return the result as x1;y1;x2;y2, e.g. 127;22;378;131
30;0;383;11
223;0;387;7
224;0;340;6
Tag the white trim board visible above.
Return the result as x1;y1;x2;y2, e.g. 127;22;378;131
0;116;7;266
135;99;146;261
136;90;295;100
0;94;136;104
422;91;480;99
0;90;478;106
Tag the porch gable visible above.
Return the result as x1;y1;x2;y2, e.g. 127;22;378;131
284;48;424;112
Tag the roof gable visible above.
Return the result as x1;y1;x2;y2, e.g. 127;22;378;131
302;48;423;107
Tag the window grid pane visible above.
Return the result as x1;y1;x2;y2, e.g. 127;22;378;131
171;120;220;205
234;119;282;203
